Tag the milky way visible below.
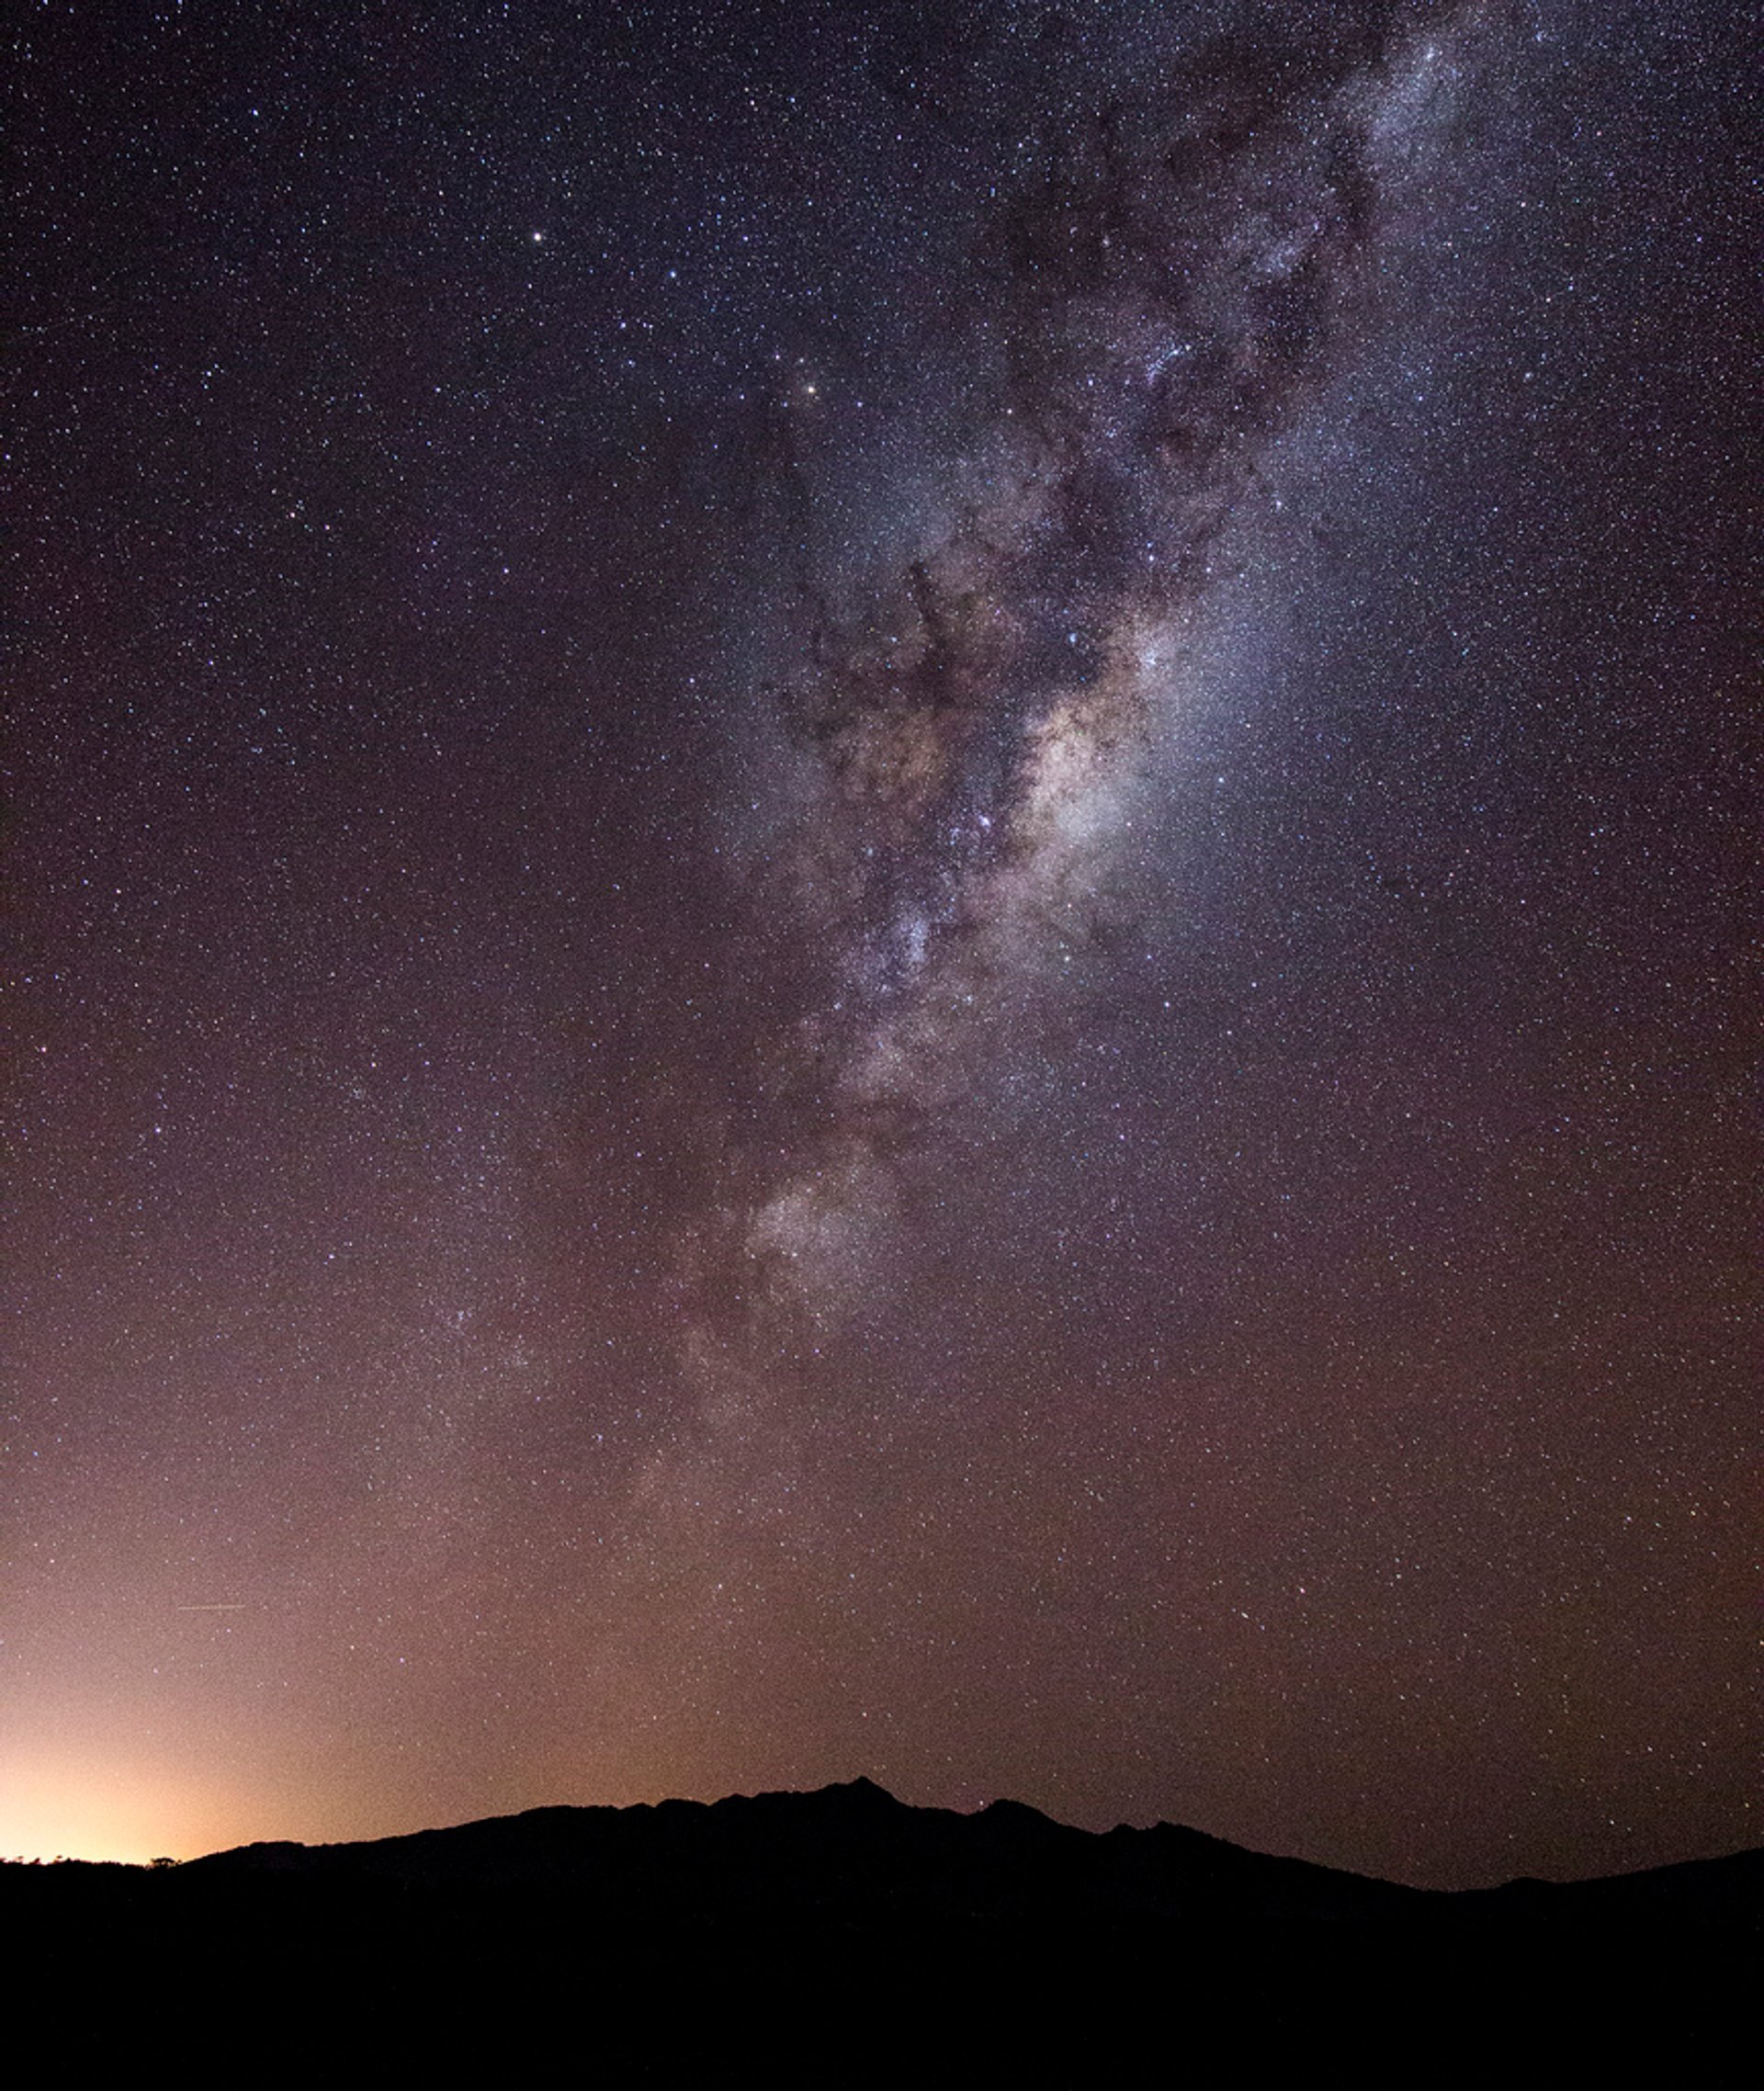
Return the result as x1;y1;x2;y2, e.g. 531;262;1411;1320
667;9;1492;1464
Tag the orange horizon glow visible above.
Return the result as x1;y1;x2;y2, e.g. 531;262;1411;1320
0;1728;727;1867
0;1750;254;1865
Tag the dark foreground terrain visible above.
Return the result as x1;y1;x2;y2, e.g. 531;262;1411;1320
8;1780;1757;2079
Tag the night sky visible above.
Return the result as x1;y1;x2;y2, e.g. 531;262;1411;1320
6;0;1758;1887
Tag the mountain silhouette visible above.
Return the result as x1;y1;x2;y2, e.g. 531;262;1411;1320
177;1776;1423;1919
10;1780;1758;2078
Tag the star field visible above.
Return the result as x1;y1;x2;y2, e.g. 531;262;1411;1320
4;0;1758;1884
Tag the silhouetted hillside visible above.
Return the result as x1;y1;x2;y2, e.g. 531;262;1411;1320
9;1782;1758;2079
178;1776;1427;1919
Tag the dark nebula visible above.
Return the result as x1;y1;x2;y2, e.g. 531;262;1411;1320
6;1;1758;1886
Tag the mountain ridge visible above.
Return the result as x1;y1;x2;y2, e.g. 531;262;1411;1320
168;1775;1761;1924
10;1779;1758;2074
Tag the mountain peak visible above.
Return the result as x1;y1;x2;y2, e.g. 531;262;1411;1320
820;1775;897;1805
979;1795;1053;1825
